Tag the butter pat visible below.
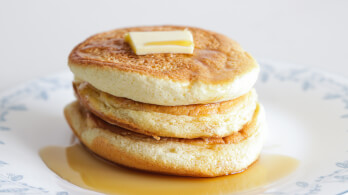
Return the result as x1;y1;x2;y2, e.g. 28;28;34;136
125;31;194;55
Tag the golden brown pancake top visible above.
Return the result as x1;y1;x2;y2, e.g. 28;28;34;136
69;25;257;84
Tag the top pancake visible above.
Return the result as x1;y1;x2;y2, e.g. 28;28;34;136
69;25;259;105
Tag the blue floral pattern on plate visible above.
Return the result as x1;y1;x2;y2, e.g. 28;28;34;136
0;75;70;194
260;61;348;194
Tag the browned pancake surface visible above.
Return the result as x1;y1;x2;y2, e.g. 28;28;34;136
69;25;257;84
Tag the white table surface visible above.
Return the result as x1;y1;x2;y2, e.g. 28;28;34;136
0;0;347;92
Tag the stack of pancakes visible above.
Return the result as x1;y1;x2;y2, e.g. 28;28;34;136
64;26;266;177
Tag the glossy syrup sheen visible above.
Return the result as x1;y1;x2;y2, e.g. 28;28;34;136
39;144;299;195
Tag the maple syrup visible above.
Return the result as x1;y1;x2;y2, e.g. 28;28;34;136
40;144;298;195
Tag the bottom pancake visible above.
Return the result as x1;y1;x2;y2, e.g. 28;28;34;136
64;101;266;177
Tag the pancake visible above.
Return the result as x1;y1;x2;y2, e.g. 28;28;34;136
68;25;259;106
64;101;265;177
74;81;257;139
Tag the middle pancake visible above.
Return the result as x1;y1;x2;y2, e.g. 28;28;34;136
74;81;257;139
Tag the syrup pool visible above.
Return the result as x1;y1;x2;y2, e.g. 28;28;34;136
40;144;298;195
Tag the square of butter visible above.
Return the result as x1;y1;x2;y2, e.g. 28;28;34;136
125;31;194;55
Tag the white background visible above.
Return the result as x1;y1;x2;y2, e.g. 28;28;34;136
0;0;347;92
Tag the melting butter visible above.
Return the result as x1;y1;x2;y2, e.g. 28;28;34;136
39;144;299;195
144;40;193;47
125;31;194;55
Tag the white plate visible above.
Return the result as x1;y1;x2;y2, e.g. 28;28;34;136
1;60;348;195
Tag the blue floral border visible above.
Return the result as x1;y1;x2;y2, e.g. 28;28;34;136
0;77;71;144
260;63;348;194
0;161;68;195
0;75;70;194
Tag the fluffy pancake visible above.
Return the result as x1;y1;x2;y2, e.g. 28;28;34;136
74;81;257;139
68;25;259;106
64;101;265;177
